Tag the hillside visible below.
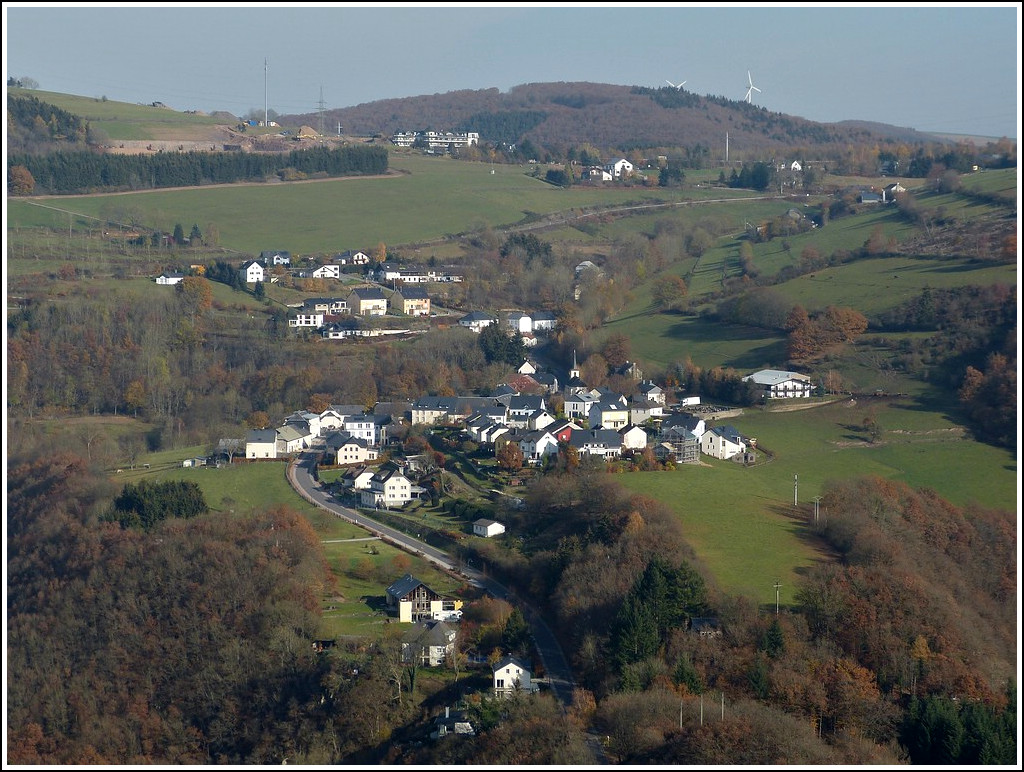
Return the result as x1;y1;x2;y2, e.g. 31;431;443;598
284;81;955;156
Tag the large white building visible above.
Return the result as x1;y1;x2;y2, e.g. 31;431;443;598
391;130;479;150
743;369;814;399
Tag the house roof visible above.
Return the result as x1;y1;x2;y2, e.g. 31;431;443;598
743;369;810;386
349;286;388;301
246;428;277;443
493;655;530;673
386;573;431;600
459;310;496;323
402;619;456;646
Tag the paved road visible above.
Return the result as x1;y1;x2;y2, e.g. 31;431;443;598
287;453;580;713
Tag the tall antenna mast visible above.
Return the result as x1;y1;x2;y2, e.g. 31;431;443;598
725;132;729;163
264;57;268;126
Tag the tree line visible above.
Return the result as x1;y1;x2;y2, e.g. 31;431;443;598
8;144;388;195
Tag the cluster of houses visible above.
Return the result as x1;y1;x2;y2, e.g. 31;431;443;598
241;359;814;510
386;573;536;701
858;181;906;204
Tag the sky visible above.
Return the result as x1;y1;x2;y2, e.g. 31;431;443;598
3;3;1021;139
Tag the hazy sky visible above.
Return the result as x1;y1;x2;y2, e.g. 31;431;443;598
4;3;1021;139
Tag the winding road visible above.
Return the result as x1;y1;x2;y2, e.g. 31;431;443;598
286;452;579;713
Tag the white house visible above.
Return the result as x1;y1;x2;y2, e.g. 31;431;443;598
343;412;388;445
493;656;537;695
240;260;266;284
245;428;278;459
569;428;622;460
288;312;325;329
334;436;379;465
458;311;497;333
531;311;557;332
261;250;291;266
473;519;506;538
335;250;371;265
312;264;341;280
155;272;186;285
361;464;414;508
701;425;746;460
604;158;634;178
743;369;814;399
518;430;559;464
619;425;650;451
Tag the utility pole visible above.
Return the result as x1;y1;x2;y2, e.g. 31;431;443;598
793;474;798;506
774;579;782;615
812;496;822;524
264;57;269;126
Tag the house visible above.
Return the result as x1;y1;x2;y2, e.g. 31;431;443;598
335;249;370;266
458;310;497;333
401;620;458;666
332;435;379;465
347;286;389;316
653;429;701;464
385;573;463;623
343;412;388;445
507;312;533;335
360;463;414;508
245;428;278;459
473;519;506;538
532;371;560;394
390;286;431;316
527;409;556;432
660;412;706;439
302;297;349;315
742;369;813;399
636;380;666;405
588;399;630;430
859;190;882;204
239;260;266;284
603;158;634;178
587;167;614;182
790;161;802;172
339;464;376;491
531;311;557;332
312;264;341;280
517;359;537;375
288;312;325;329
492;656;537;695
430;707;476;740
619;425;650;451
411;395;498;425
701;425;746;460
613;361;644;382
882;182;906;202
506;395;546;428
261;250;291;266
628;399;664;425
319;404;368;431
568;428;623;460
563;391;597;422
276;423;312;454
155;272;186;285
518;429;559;464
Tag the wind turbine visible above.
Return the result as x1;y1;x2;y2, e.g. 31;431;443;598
744;70;761;104
665;79;687;90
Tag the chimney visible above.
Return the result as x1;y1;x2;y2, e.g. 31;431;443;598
445;706;450;719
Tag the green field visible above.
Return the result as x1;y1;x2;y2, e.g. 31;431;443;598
619;395;1017;606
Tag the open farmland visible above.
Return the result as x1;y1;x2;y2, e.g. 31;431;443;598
619;394;1017;604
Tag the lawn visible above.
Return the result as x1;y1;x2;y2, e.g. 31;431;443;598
618;394;1017;606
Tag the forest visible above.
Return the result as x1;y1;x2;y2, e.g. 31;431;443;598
6;447;1016;764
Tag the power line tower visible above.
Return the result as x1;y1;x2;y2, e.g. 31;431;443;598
317;85;326;138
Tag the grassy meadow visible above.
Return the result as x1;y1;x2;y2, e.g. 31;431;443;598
619;395;1017;605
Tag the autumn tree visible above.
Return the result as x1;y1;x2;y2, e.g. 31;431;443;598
8;164;35;195
496;441;524;472
246;410;271;429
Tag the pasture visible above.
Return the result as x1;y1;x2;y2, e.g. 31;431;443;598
619;395;1017;605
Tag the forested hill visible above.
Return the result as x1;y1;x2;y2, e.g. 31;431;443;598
286;81;948;155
